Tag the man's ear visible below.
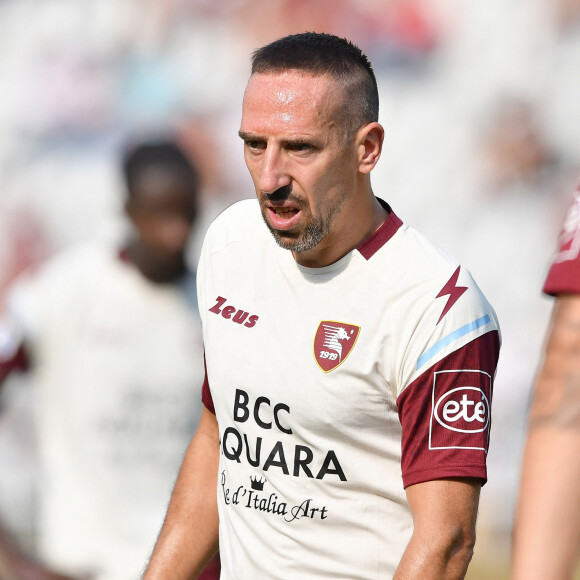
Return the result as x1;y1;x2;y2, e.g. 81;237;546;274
357;122;384;174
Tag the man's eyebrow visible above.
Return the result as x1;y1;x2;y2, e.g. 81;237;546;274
238;131;259;140
238;131;318;146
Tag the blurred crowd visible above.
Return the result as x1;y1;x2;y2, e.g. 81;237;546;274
0;0;579;577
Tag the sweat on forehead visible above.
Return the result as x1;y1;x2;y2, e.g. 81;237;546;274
246;72;342;110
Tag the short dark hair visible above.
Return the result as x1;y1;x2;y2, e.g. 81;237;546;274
251;32;379;136
121;139;200;201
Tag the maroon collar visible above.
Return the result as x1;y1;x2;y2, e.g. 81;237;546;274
357;199;403;260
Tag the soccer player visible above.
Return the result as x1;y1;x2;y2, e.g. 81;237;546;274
0;140;220;579
512;185;580;580
143;32;500;580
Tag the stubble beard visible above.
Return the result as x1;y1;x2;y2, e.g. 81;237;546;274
260;188;350;254
266;218;327;253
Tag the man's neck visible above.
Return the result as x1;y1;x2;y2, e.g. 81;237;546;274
292;195;389;268
125;241;187;284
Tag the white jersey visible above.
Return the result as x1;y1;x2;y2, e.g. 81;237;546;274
198;199;500;579
4;242;204;580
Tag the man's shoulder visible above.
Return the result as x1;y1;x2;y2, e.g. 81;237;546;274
213;198;261;226
366;219;461;287
5;241;118;337
11;241;114;294
365;219;497;329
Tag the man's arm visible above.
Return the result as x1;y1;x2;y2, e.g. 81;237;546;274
143;406;220;580
0;333;79;578
394;478;481;580
512;294;580;580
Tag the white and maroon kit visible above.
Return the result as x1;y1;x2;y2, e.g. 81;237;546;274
199;199;500;579
0;242;208;580
543;184;580;295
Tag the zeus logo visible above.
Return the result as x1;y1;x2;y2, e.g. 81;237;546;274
209;296;259;328
436;266;467;324
434;387;489;433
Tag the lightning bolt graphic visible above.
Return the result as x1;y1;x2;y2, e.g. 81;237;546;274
436;266;467;324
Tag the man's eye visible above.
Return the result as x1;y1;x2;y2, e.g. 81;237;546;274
289;143;312;152
246;140;265;150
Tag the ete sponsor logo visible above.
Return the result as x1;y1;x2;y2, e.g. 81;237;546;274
429;369;491;452
313;321;360;373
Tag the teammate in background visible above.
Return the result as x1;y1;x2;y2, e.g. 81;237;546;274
512;185;580;580
0;140;220;579
143;33;500;580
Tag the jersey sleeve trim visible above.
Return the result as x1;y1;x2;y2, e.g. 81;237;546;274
403;465;488;488
201;353;216;415
417;314;491;370
0;343;29;375
543;271;580;296
0;316;29;374
543;252;580;295
543;187;580;295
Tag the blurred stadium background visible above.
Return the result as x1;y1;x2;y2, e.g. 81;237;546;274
0;0;579;578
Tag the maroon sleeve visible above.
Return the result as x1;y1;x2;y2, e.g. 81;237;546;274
201;353;215;415
0;343;30;378
544;188;580;296
197;554;220;580
396;331;500;488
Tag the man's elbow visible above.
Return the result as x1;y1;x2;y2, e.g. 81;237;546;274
444;525;477;573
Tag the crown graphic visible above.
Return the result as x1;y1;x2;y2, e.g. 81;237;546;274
250;476;266;491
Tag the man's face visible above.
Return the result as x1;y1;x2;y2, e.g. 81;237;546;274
127;167;196;259
239;71;359;262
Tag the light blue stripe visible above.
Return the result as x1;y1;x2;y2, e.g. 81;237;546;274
416;315;491;370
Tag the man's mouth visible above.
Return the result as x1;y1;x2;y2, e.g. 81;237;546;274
267;205;301;229
273;207;299;218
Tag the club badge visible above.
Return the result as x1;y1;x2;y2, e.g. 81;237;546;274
313;321;360;373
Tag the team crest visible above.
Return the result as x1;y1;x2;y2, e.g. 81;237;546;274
313;321;360;373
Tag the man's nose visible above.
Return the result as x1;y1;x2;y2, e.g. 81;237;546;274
258;145;291;194
159;217;192;253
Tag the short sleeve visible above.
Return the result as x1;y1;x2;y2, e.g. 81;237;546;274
397;331;500;488
0;312;29;374
395;265;501;488
543;186;580;296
